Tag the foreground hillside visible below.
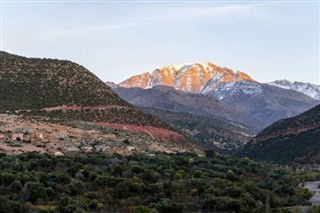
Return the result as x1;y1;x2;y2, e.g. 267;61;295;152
0;51;164;127
0;152;315;212
0;51;200;153
0;52;124;110
0;114;202;156
240;104;320;164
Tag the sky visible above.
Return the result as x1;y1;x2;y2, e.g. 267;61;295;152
0;0;319;84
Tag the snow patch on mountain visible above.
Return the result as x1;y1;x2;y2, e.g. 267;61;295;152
268;80;320;100
213;81;262;100
202;73;222;94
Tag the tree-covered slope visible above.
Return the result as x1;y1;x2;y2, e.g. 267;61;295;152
0;51;167;128
240;104;320;164
0;51;124;109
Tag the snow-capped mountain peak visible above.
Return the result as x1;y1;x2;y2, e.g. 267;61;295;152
119;62;256;94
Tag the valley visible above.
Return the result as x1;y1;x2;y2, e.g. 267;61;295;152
0;51;319;213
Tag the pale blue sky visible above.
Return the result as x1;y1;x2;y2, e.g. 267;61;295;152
1;1;319;84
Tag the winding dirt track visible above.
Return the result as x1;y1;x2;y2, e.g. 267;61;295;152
97;122;187;143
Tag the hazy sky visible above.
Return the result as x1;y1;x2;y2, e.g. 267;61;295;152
1;0;319;84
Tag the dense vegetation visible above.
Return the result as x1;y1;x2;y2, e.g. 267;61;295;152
240;104;320;164
0;151;317;213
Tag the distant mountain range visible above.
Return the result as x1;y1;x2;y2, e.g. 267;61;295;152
240;104;320;164
213;80;317;127
268;80;320;100
114;86;263;130
114;62;318;129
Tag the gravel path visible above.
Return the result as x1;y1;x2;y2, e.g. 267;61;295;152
285;181;320;213
305;181;320;206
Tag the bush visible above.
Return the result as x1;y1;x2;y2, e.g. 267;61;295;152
24;182;47;203
10;180;22;191
156;199;183;213
88;199;98;209
193;170;202;178
133;206;152;213
300;188;313;200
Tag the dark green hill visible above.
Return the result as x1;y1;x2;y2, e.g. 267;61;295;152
0;51;166;128
240;104;320;164
0;51;125;109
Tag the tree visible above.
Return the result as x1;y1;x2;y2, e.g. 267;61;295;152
133;206;151;213
300;187;313;200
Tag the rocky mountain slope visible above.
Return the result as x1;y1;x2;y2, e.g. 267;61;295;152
268;80;320;100
114;86;263;131
210;81;318;126
0;51;201;154
240;104;320;163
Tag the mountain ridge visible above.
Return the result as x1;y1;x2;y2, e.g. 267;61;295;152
119;62;255;94
268;80;320;100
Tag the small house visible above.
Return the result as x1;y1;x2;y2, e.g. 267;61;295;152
127;146;135;151
54;151;64;156
82;146;93;153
